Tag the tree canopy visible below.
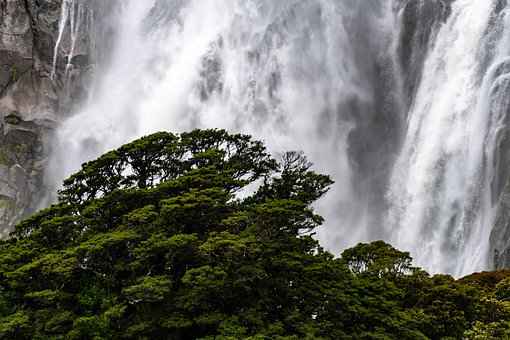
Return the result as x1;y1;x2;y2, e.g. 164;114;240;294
0;129;509;339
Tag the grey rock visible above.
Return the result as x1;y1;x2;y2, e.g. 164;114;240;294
0;0;95;235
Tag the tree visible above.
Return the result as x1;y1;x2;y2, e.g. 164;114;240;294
341;240;414;277
0;129;339;339
0;129;509;339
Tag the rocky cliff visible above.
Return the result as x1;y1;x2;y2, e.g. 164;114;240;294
0;0;93;236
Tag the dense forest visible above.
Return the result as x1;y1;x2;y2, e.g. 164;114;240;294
0;130;509;339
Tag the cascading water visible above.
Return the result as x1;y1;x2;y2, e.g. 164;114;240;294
51;0;93;81
47;0;510;276
47;0;401;254
388;0;510;276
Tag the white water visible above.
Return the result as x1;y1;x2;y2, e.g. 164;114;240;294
388;0;510;276
51;0;92;80
48;0;399;253
49;0;510;275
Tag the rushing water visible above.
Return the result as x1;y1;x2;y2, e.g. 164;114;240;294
388;0;510;276
49;0;510;276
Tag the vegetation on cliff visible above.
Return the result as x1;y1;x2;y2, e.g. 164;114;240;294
0;130;509;339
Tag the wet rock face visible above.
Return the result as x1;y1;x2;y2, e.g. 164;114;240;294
0;112;50;237
489;62;510;270
395;0;453;108
493;191;510;269
479;4;510;270
0;0;33;98
0;0;93;235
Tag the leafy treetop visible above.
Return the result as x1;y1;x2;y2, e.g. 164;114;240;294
0;129;509;339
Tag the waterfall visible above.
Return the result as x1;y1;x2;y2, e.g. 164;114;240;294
48;0;510;275
388;0;510;276
48;0;400;254
51;0;92;80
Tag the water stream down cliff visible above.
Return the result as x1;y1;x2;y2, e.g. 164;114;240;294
4;0;510;276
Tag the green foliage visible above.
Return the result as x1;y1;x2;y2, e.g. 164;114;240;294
341;240;414;277
496;277;510;301
465;321;510;339
9;66;18;83
123;276;172;303
0;129;508;339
